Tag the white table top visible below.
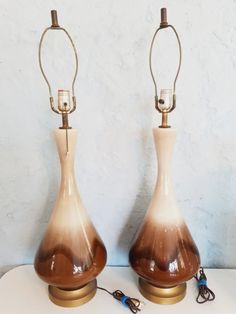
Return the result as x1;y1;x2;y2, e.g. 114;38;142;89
0;265;235;313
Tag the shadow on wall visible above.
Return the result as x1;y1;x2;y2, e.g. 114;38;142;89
117;127;155;265
201;167;236;268
182;163;236;269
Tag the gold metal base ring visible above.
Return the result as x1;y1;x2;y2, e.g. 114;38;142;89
48;279;97;307
139;278;186;305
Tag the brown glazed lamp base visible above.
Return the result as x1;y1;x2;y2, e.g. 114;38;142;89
139;278;186;305
48;279;97;307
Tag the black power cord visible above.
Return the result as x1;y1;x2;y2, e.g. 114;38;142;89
98;267;215;309
97;287;141;313
194;267;215;304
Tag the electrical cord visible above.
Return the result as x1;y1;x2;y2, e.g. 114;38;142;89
98;267;215;309
97;287;141;313
194;267;215;304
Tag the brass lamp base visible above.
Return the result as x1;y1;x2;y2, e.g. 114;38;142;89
139;278;186;305
48;279;97;307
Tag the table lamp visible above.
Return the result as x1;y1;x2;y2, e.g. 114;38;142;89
34;10;107;307
129;8;200;305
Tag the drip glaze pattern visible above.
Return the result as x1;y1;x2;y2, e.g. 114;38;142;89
129;128;200;289
34;129;107;290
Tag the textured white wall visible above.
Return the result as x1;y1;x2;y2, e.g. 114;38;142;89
0;0;236;275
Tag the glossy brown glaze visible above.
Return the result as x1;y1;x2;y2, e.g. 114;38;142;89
34;129;107;289
34;223;107;289
129;220;200;287
129;128;200;289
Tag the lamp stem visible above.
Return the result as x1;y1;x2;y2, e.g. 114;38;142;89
60;112;71;129
160;112;170;128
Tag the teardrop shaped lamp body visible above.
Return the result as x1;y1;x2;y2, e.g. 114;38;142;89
129;128;200;304
34;129;107;307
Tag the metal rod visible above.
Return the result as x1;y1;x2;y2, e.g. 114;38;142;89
51;10;59;28
160;8;168;27
61;112;70;129
160;112;169;128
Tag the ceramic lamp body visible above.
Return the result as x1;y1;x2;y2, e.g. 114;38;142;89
34;129;107;306
129;128;200;304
